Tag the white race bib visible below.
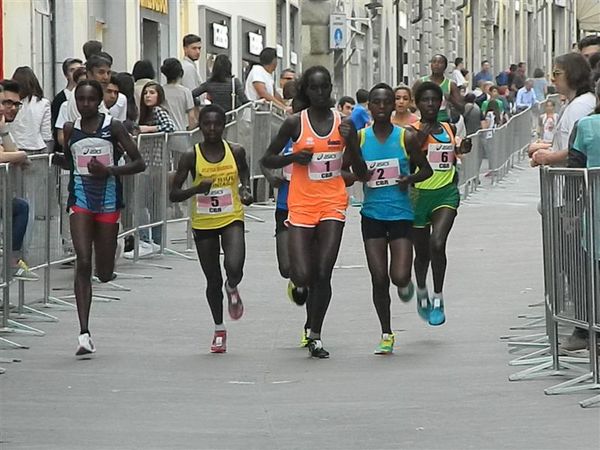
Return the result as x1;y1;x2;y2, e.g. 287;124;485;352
428;143;455;171
308;151;343;180
75;146;112;175
366;158;400;188
196;187;234;214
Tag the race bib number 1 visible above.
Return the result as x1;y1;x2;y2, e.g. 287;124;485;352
308;151;343;180
366;158;400;188
428;143;455;171
196;187;234;214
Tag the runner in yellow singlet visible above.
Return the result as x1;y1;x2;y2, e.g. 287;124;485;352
170;104;253;354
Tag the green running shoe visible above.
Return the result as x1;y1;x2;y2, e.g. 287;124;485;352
374;333;395;355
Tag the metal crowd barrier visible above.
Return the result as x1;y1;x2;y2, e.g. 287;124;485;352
510;167;600;408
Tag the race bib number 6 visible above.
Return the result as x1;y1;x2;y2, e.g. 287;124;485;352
366;158;400;188
428;143;455;171
196;187;233;214
308;151;343;180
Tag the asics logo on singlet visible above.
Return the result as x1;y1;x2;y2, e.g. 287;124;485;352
82;147;103;156
315;153;338;161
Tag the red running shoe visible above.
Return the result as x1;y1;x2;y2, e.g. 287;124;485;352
210;330;227;353
226;282;244;320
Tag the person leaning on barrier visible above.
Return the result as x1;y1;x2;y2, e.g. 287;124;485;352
530;53;596;166
559;78;600;354
0;84;38;281
51;79;145;358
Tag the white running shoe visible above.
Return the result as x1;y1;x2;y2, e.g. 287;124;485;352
75;333;96;358
123;241;155;259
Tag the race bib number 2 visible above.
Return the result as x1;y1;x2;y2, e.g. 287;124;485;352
366;158;400;188
308;151;343;180
196;188;233;214
428;143;455;171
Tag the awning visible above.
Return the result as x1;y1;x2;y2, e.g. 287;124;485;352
578;0;600;32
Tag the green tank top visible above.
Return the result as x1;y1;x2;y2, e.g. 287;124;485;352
421;76;451;122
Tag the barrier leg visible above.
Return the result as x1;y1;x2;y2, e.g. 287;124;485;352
0;335;29;349
6;319;45;336
580;394;600;408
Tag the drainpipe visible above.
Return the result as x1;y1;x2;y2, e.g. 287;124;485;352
411;0;423;24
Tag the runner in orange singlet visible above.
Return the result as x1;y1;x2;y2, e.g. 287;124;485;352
262;66;366;358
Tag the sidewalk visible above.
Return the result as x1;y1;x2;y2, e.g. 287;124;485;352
1;163;599;450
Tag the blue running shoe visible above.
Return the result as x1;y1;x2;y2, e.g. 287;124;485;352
428;297;446;326
416;290;431;323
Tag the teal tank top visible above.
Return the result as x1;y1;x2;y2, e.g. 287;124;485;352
360;125;413;221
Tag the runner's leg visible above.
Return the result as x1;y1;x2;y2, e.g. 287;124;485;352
429;208;457;294
364;237;391;334
70;213;94;334
389;237;413;289
412;226;431;290
220;221;245;289
93;222;119;282
194;231;224;326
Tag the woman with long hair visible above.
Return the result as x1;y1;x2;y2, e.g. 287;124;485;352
52;80;145;357
10;66;52;152
261;66;366;358
193;54;249;112
138;81;175;133
391;85;419;127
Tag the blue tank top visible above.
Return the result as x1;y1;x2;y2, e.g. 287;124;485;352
360;125;413;221
276;139;293;211
67;114;123;213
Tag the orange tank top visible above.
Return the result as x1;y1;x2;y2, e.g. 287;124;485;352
288;109;348;212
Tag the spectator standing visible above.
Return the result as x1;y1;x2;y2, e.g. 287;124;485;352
138;81;175;134
114;72;138;132
82;40;102;60
180;34;203;93
532;68;549;102
390;85;419;126
515;79;537;112
193;54;249;113
451;57;467;89
530;53;596;167
578;35;600;60
350;88;371;130
481;85;504;116
8;68;52;153
244;47;287;110
336;96;355;117
538;100;559;142
473;60;493;87
277;68;296;98
161;58;195;131
133;59;156;111
103;76;120;112
462;93;482;136
51;58;83;129
0;84;38;280
512;62;527;91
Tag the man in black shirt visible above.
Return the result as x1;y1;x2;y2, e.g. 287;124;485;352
51;58;83;149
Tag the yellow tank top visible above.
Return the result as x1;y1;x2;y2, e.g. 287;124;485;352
190;141;244;230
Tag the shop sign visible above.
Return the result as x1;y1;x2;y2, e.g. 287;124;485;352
248;31;264;56
140;0;168;14
212;23;229;49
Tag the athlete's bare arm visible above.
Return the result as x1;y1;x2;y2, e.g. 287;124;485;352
261;114;311;169
448;81;465;113
230;142;253;205
403;129;433;186
169;150;212;202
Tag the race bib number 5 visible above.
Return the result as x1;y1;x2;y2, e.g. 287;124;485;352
428;143;455;171
308;151;343;180
196;187;233;214
366;158;400;188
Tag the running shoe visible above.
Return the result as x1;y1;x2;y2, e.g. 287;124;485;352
300;329;309;348
374;333;395;355
398;280;415;303
210;330;227;353
75;333;96;358
416;290;431;323
428;297;446;326
13;260;39;281
307;339;330;359
226;282;244;320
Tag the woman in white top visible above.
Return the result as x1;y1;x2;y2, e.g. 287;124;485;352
10;67;52;152
530;53;596;166
538;100;559;142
